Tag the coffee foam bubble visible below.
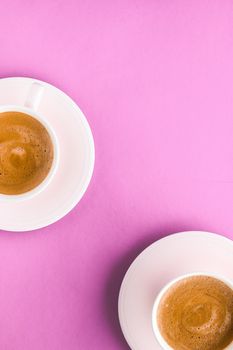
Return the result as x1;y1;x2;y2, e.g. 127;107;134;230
0;111;53;194
157;276;233;350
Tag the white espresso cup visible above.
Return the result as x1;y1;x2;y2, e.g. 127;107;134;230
0;82;59;201
152;272;233;350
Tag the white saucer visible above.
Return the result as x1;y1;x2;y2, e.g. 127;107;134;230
0;77;95;231
118;231;233;350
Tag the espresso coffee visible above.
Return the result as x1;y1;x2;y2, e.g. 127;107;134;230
0;111;53;195
156;276;233;350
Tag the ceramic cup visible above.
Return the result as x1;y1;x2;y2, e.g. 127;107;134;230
152;272;233;350
0;82;59;201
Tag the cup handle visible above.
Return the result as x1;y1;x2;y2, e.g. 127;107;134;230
24;82;44;111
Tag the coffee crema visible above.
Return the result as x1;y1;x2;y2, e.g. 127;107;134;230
0;111;53;195
156;276;233;350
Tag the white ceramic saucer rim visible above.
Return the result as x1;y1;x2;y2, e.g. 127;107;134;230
118;231;233;350
0;77;95;232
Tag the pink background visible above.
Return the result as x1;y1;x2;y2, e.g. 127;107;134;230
0;1;233;349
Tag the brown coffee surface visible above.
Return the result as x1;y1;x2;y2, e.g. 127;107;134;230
0;111;53;195
156;276;233;350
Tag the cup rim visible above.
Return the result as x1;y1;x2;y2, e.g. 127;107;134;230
152;272;233;350
0;105;59;201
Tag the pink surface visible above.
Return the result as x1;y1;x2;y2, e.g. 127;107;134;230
0;1;233;349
